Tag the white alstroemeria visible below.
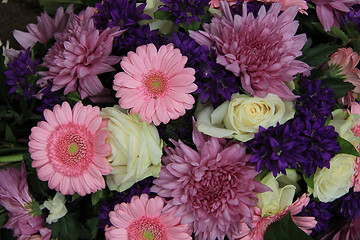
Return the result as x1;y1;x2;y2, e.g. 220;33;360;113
41;192;67;224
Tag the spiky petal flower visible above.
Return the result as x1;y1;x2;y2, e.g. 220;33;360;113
113;43;197;126
38;7;123;101
105;194;192;240
0;162;51;240
189;1;310;100
28;101;113;196
151;121;269;240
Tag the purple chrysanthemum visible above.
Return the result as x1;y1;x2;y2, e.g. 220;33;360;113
34;83;65;112
93;0;151;31
171;32;239;105
336;189;360;221
159;0;210;25
97;177;155;230
296;77;336;123
246;122;307;177
293;118;340;177
341;4;360;33
4;48;40;100
299;201;332;236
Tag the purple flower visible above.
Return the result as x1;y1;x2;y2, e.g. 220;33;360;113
34;82;65;112
171;32;239;105
246;122;308;177
97;177;155;230
4;48;40;100
341;4;360;33
299;201;332;236
159;0;210;25
335;189;360;221
230;1;271;17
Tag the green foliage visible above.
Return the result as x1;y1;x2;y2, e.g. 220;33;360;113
337;136;360;157
85;217;99;240
264;212;313;240
303;174;314;189
48;214;91;240
91;189;104;206
297;38;339;66
38;0;82;15
154;10;174;21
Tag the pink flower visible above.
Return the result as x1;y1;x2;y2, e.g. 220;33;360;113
190;1;309;100
13;5;74;49
209;0;238;8
113;43;197;126
329;47;360;93
235;194;317;240
332;216;360;240
38;7;123;102
28;101;113;196
105;194;192;240
350;102;360;192
151;120;269;240
312;0;357;31
0;162;51;240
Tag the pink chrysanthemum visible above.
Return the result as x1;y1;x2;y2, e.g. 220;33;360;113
350;102;360;192
189;1;310;100
13;5;74;49
38;7;123;102
113;43;197;126
28;101;112;196
0;162;51;240
235;194;317;240
105;194;192;240
151;121;269;240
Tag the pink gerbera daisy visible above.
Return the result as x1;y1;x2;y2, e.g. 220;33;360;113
105;194;192;240
113;43;197;126
28;101;112;196
151;120;269;240
189;1;310;100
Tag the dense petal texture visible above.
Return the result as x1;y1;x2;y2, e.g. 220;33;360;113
151;121;269;240
113;43;197;125
105;194;192;240
28;101;112;196
0;162;51;240
38;7;123;101
190;1;310;100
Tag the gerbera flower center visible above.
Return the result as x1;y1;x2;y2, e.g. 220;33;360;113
127;216;168;240
48;123;94;176
142;70;169;99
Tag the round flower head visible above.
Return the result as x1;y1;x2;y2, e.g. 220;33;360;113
113;43;198;126
151;120;269;240
29;101;112;196
105;194;192;240
189;1;310;100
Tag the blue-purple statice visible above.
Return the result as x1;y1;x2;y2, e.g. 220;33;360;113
292;118;340;177
4;48;40;100
172;32;239;106
246;122;308;177
159;0;210;25
296;77;336;124
299;201;333;237
230;1;270;17
97;177;155;230
35;83;65;112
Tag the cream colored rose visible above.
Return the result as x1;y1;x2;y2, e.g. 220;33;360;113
196;93;295;142
41;192;67;224
100;106;164;192
313;154;356;203
257;170;299;217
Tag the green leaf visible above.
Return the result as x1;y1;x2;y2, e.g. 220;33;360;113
337;136;360;157
65;91;81;105
154;11;174;21
4;124;16;143
91;189;103;206
297;39;339;66
38;0;82;15
327;26;349;45
72;193;81;201
264;212;313;240
303;174;314;189
85;217;99;240
179;20;202;32
48;214;91;240
0;154;23;163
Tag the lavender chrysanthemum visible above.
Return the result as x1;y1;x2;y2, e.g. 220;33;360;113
97;177;154;230
296;77;336;123
159;0;210;25
299;201;332;236
190;1;310;100
171;32;239;105
4;48;39;100
247;122;307;177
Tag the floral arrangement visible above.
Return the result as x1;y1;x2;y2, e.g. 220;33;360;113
1;0;360;239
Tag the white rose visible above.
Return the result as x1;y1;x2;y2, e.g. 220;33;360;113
196;93;295;142
313;154;356;203
41;192;67;224
101;106;164;192
257;170;299;217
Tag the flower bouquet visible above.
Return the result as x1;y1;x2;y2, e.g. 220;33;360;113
1;0;360;239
